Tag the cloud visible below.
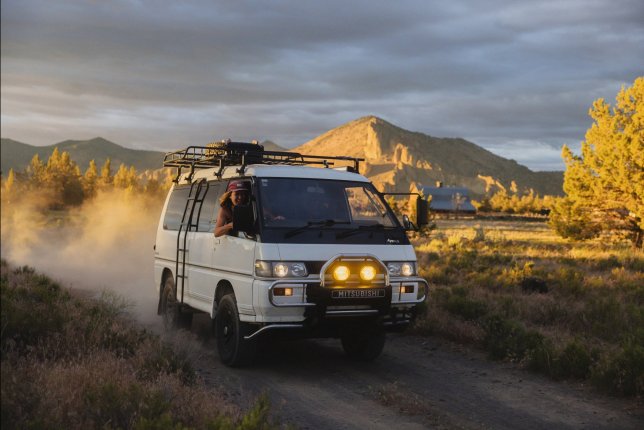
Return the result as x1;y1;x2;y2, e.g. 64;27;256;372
1;0;643;170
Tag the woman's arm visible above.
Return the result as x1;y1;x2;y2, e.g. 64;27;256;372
214;207;233;237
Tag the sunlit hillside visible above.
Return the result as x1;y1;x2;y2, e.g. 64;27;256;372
293;116;563;196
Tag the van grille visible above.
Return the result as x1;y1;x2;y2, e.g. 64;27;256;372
304;261;325;275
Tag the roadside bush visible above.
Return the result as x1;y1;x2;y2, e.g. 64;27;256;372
482;315;545;362
591;341;644;396
444;293;488;321
553;341;593;379
1;267;70;355
549;267;585;296
0;261;278;429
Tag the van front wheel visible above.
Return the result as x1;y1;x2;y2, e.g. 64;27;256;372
215;294;256;367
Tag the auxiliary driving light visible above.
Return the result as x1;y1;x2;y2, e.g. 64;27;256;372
333;265;350;281
273;287;293;296
360;265;376;281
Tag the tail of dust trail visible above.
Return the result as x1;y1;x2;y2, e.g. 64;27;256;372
1;189;162;325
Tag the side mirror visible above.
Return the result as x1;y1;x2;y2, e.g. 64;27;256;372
232;204;256;233
416;198;428;227
402;214;413;230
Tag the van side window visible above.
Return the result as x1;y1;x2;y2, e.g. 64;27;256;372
197;181;225;232
163;186;192;230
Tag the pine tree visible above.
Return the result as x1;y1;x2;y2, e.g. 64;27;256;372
100;158;113;187
41;148;84;207
84;160;99;198
27;154;46;185
552;77;644;247
4;169;16;194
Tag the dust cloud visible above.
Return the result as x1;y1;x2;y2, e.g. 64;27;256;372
1;190;165;324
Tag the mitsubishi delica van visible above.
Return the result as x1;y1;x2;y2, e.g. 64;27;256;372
154;141;428;366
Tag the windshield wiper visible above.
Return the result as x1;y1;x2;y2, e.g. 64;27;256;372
336;223;394;239
284;219;350;238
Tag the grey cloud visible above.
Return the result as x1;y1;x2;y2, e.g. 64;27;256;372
1;0;643;172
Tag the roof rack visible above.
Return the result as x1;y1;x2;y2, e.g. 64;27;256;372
163;140;364;180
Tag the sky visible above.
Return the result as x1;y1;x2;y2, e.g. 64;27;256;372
1;0;642;171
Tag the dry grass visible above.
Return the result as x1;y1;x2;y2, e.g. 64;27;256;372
0;260;279;429
412;219;644;397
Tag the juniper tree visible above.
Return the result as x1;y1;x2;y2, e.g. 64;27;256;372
552;77;643;248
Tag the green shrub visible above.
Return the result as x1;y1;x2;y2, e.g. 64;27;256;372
582;297;626;342
553;341;593;379
525;336;555;374
1;267;70;355
593;255;622;271
84;381;169;429
550;267;585;296
591;341;644;396
444;295;488;321
482;315;546;362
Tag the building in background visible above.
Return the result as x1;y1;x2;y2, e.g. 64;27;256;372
412;182;477;215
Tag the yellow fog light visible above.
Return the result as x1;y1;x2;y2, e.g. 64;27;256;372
333;265;350;281
360;265;376;281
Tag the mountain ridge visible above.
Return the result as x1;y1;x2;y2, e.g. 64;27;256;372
1;137;165;174
2;117;563;196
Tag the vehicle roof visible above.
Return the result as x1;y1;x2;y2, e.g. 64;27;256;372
187;164;371;183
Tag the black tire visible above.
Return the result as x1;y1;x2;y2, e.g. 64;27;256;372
215;294;256;367
161;275;193;330
340;327;386;361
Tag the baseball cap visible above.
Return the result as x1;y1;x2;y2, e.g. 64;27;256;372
227;180;250;192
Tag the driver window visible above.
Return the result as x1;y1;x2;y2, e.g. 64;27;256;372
345;186;394;226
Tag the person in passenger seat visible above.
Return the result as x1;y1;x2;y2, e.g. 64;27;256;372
214;180;250;237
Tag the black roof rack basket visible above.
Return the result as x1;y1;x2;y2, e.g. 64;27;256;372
163;140;364;178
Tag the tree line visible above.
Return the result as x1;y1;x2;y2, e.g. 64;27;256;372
473;189;555;215
2;148;172;209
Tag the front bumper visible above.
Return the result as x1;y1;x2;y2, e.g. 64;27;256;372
248;276;427;333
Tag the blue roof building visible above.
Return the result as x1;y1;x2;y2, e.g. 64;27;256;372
417;183;477;213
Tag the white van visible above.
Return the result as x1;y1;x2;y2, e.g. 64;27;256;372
154;141;428;366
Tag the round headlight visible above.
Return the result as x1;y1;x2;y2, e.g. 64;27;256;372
401;263;414;277
291;262;307;277
360;265;376;281
333;265;350;281
274;263;289;277
387;262;401;276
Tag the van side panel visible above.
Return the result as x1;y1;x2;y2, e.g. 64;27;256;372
211;235;256;318
154;184;176;294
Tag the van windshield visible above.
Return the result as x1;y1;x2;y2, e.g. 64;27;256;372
258;178;398;229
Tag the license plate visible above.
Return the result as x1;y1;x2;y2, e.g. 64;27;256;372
332;289;385;298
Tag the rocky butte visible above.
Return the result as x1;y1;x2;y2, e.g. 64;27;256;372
293;116;563;197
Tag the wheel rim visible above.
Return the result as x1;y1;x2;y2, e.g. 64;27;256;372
218;304;236;359
163;284;177;329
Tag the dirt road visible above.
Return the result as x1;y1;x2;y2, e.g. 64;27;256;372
178;316;642;430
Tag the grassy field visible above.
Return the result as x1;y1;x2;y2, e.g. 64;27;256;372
0;260;279;430
412;218;644;397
